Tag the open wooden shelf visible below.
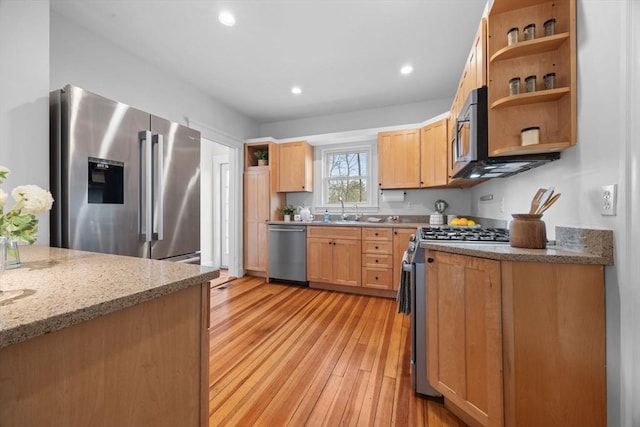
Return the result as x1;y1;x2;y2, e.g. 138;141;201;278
490;142;571;157
490;33;570;62
490;87;570;109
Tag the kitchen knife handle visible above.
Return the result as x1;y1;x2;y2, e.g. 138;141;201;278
139;130;153;243
153;133;164;241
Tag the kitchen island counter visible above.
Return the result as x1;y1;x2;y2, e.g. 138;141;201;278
0;245;219;348
0;245;217;427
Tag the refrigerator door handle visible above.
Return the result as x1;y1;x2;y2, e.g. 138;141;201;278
152;133;164;241
139;130;153;242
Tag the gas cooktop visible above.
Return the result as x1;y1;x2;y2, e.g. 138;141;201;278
419;226;510;243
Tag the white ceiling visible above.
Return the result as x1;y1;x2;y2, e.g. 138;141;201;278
50;0;488;124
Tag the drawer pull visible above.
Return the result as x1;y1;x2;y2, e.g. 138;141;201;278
375;259;379;263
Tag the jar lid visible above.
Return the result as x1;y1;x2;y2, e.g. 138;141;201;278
509;77;521;82
508;27;518;33
544;72;556;77
524;23;536;28
521;126;540;132
544;18;556;24
525;75;536;80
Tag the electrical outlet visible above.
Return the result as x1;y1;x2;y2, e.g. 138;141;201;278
407;201;414;209
601;184;617;216
500;197;505;213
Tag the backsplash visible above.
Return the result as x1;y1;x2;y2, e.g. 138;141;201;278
286;187;474;218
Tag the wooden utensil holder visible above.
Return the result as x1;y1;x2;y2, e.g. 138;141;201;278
509;213;547;249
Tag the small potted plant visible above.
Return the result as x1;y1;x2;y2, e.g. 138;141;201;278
281;205;296;222
254;150;268;166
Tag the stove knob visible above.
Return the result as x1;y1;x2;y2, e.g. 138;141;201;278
409;234;417;242
407;242;416;252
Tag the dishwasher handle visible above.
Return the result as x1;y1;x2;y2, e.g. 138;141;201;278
269;227;306;232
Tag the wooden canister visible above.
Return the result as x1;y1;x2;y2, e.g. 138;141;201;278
509;213;547;249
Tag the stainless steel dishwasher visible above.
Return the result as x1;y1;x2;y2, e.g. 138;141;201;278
268;224;308;286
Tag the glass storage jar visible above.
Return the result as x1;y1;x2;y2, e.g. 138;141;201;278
525;75;537;92
523;23;536;40
544;19;556;36
507;27;518;46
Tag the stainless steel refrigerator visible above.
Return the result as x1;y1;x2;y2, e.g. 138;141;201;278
50;85;201;262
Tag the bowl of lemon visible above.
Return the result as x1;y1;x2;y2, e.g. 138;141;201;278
449;217;477;227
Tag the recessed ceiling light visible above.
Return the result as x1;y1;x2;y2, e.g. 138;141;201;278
400;65;414;75
218;11;236;26
291;86;302;95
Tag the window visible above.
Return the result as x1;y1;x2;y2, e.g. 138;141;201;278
315;143;377;210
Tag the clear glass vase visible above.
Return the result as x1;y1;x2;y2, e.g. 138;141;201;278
6;238;21;269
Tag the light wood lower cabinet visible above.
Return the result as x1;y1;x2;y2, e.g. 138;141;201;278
426;250;606;427
307;226;361;287
0;284;210;427
361;228;394;290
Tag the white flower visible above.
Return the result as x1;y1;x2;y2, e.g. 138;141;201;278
11;185;55;214
0;188;6;210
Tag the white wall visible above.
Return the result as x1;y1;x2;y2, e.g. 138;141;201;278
0;0;50;245
50;11;260;141
259;97;452;139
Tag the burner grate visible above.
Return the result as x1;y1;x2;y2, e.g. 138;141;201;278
419;226;509;243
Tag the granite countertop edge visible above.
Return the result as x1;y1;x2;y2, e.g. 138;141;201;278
267;220;425;228
0;246;219;349
421;226;614;266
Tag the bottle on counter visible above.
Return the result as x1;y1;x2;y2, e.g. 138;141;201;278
323;210;330;222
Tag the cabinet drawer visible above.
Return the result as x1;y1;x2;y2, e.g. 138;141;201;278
362;241;393;254
307;226;361;240
362;254;393;269
362;267;394;290
362;228;393;241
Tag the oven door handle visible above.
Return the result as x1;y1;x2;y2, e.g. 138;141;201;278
402;262;413;272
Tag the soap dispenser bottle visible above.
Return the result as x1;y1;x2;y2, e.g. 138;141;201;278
323;210;330;222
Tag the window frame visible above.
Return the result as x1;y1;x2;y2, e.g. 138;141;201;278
313;142;379;212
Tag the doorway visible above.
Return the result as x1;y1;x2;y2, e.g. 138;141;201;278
201;136;242;278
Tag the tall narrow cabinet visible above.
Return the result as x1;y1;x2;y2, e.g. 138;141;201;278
243;142;284;276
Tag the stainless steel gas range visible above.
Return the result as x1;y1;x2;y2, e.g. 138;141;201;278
404;225;510;397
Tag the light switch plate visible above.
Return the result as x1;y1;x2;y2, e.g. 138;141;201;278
601;184;617;216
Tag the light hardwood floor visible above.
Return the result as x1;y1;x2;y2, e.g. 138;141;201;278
208;276;465;427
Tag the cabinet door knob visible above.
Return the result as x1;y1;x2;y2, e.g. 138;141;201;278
375;246;379;249
375;276;379;280
375;259;379;263
427;257;434;263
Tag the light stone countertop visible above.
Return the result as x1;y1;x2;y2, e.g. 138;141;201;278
0;245;219;349
268;220;427;229
420;227;614;266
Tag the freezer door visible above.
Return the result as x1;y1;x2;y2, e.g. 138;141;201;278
51;85;151;258
149;115;201;260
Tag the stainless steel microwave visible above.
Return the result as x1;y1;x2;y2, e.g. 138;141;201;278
451;86;488;178
451;86;560;179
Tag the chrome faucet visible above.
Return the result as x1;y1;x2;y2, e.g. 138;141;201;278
339;196;348;220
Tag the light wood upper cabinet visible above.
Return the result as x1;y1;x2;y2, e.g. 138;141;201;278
378;129;421;189
278;141;314;192
450;18;487;129
420;118;449;188
427;250;606;427
487;0;576;156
